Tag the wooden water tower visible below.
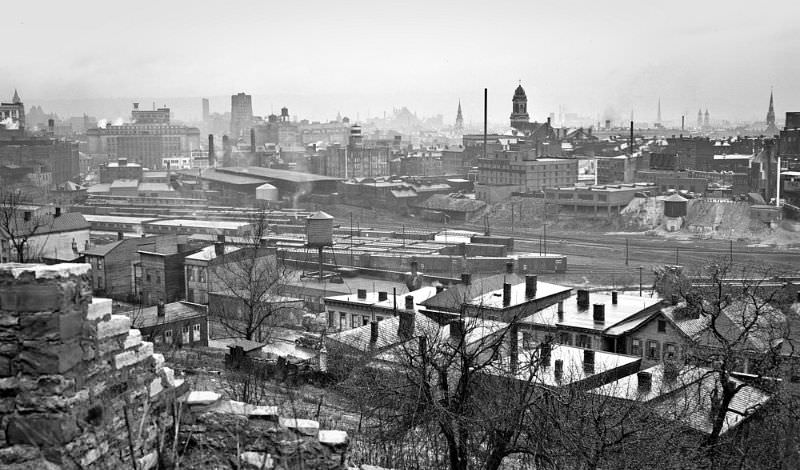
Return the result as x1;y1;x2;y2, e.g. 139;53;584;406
306;211;334;282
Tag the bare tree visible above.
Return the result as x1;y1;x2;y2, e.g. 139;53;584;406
0;188;52;262
209;210;294;341
657;261;798;448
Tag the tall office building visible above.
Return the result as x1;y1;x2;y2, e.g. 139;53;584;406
230;92;254;139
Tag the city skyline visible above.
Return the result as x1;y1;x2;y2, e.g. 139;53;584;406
1;0;797;125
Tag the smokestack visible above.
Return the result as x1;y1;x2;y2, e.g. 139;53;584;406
502;283;512;307
525;275;538;299
483;88;488;160
357;289;367;300
593;304;605;323
577;289;590;309
378;291;388;302
157;302;165;318
461;273;472;285
611;291;618;304
629;121;634;157
208;134;215;167
250;128;256;154
681;115;685;132
637;371;652;392
370;321;379;344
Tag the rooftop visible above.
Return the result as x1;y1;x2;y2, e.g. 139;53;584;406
591;364;770;435
522;292;663;334
325;286;439;313
125;301;206;329
185;244;240;261
466;280;573;310
145;219;252;230
220;166;340;184
138;182;174;192
199;169;266;186
110;179;140;189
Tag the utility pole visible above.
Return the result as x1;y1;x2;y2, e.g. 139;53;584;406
638;266;643;296
729;239;733;264
675;247;679;265
625;238;629;266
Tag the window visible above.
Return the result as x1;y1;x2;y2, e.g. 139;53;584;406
376;316;384;322
577;335;591;349
328;311;335;328
146;273;152;282
187;267;195;281
182;325;190;344
351;315;359;329
198;267;206;283
339;312;346;330
164;330;173;344
657;320;667;333
98;259;104;270
647;340;660;360
192;323;201;342
631;339;642;356
559;332;572;345
664;343;677;360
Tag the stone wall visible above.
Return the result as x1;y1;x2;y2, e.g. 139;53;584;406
0;262;380;470
0;263;185;469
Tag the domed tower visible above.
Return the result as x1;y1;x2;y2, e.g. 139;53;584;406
510;83;530;128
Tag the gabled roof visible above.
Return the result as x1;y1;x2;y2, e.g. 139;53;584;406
83;240;124;257
1;212;90;238
421;273;527;312
327;314;440;353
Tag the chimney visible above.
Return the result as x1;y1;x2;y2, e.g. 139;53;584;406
593;304;605;323
208;134;215;166
502;283;512;307
357;289;367;300
577;289;590;309
554;359;564;380
250;128;256;154
378;291;388;302
214;242;224;257
398;311;415;339
217;234;225;244
23;211;31;222
54;207;61;218
505;260;514;274
117;231;124;241
539;342;551;365
671;294;679;305
584;349;595;365
525;275;538;299
611;291;618;305
118;158;127;167
450;320;464;344
460;273;472;285
435;284;444;294
157;302;165;318
404;295;414;310
410;259;418;276
370;321;379;344
637;371;652;392
509;325;519;373
48;119;54;133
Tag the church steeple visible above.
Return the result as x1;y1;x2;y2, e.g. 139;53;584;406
766;89;778;135
455;100;464;131
11;89;20;104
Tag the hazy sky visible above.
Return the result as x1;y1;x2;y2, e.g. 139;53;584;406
3;0;798;125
